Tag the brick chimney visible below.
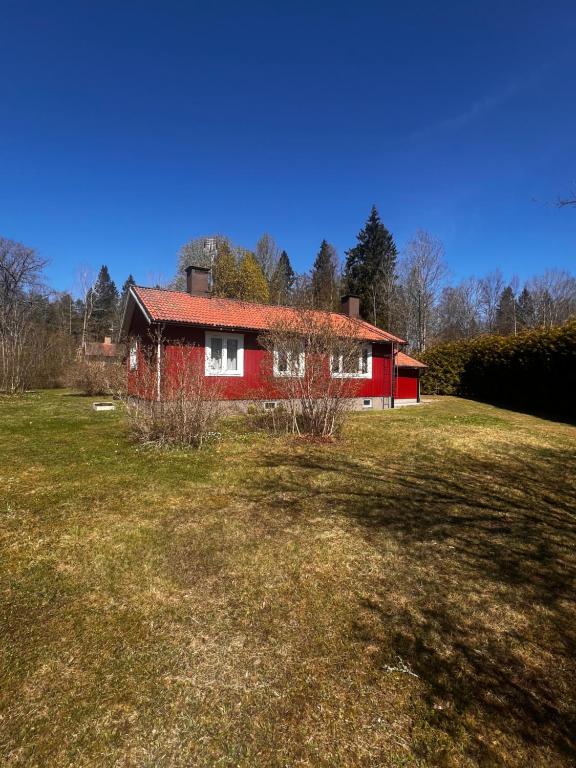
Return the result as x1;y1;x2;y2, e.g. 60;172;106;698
341;295;360;319
185;265;211;297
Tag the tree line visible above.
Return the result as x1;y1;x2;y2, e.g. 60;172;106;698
174;207;576;355
1;205;575;392
0;238;136;392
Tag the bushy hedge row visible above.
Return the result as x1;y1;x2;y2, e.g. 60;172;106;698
421;320;576;419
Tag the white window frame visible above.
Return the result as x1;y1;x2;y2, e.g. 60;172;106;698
129;340;138;371
204;331;244;376
363;398;373;408
273;346;305;377
331;344;372;379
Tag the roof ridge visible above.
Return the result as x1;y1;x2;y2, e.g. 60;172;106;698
135;285;342;317
133;285;405;343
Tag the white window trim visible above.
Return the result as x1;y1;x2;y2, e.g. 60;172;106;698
205;331;244;376
129;340;138;371
273;347;305;377
331;344;372;379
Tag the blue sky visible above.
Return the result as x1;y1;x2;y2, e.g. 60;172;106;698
1;0;575;293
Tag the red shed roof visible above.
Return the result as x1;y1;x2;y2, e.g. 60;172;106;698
130;286;405;343
396;351;427;368
84;341;125;358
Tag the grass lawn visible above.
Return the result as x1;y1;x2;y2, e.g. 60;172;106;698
1;391;575;767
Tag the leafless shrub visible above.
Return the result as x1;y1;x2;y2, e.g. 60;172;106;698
64;359;126;397
258;310;365;439
245;401;293;433
124;334;224;448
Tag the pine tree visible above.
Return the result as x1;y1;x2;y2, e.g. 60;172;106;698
311;240;338;310
270;250;295;304
91;265;118;339
237;252;270;303
212;240;239;298
344;206;398;327
495;286;517;335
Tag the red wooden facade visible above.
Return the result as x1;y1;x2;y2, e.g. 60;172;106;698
127;325;396;401
123;284;425;406
395;368;420;401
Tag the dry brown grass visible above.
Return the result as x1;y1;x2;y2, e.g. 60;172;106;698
1;391;574;767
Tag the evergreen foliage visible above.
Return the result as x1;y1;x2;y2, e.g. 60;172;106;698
237;252;270;303
421;320;576;419
270;250;295;304
91;265;118;338
121;274;136;295
344;206;398;328
517;287;536;329
311;240;338;310
212;240;240;298
495;286;517;335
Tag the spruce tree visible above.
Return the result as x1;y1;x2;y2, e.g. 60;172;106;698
344;206;398;327
516;287;536;329
116;274;136;339
121;274;136;295
212;240;240;298
311;240;338;310
91;265;118;339
237;252;270;303
270;250;295;304
495;286;517;335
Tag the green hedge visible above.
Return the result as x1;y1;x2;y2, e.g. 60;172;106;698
421;320;576;419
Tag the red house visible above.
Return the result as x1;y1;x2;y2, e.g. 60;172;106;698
121;265;426;409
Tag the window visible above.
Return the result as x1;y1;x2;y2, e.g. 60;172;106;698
273;347;305;377
363;399;372;408
129;341;138;371
263;401;277;410
331;344;372;378
205;332;244;376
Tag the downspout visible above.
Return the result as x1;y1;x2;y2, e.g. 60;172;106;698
156;337;162;402
390;343;396;409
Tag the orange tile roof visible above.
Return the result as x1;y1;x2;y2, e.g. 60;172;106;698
396;351;427;368
84;341;125;358
132;286;405;343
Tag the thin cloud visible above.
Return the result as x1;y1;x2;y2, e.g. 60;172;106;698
409;70;543;142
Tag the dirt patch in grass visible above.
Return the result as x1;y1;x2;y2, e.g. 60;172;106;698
1;391;575;767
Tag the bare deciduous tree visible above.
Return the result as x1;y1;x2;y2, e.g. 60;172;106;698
255;233;280;282
399;230;447;353
527;269;576;327
558;184;576;207
172;235;221;290
436;280;481;341
0;237;48;393
75;265;96;352
477;269;505;333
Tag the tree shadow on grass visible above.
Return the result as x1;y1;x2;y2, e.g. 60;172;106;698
244;441;576;764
